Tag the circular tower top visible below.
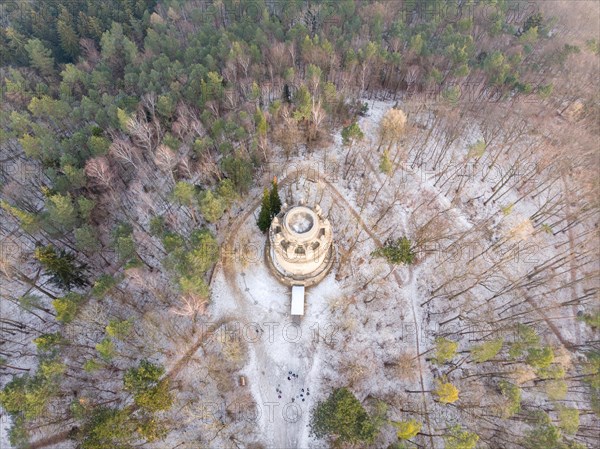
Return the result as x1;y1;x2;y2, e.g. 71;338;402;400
283;206;319;242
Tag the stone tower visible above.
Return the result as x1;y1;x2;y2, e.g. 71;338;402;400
267;202;334;288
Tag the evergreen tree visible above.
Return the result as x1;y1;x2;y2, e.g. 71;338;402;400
470;338;504;363
199;190;225;223
309;387;377;444
257;188;272;233
372;237;415;265
444;425;479;449
34;245;88;290
24;38;55;77
498;380;521;417
432;337;458;365
124;360;172;413
379;149;393;175
269;178;282;218
341;122;364;146
57;6;80;59
45;193;78;232
52;292;84;323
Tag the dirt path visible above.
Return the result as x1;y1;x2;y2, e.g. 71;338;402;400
317;176;435;448
211;159;434;448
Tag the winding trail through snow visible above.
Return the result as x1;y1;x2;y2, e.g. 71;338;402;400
211;161;434;448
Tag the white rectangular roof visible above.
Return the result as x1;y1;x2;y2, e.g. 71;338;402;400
291;285;305;316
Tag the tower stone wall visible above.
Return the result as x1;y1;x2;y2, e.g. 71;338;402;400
267;202;334;287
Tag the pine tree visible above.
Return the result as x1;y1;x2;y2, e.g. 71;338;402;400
372;237;415;265
444;425;479;449
341;122;364;146
24;38;55;77
199;190;225;223
269;178;282;218
57;6;80;59
257;188;272;233
124;360;172;413
379;149;393;175
470;338;504;363
34;245;88;290
309;387;377;444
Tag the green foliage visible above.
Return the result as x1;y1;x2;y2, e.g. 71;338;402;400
545;379;568;401
117;108;132;131
106;319;132;339
509;324;540;359
393;419;422;440
77;197;95;222
84;359;102;373
292;85;312;121
269;179;282;217
434;380;459;404
519;26;538;45
257;180;282;232
523;13;543;33
537;363;565;381
586;39;600;55
78;407;137;449
467;140;486;159
35;244;88;290
75;225;101;252
444;425;479;449
379;150;393;175
91;274;118;298
0;359;65;421
523;412;563;449
24;39;55;76
112;222;136;262
179;275;210;298
172;181;196;207
95;338;115;361
52;292;85;323
372;237;415;265
186;229;219;274
557;407;579;435
0;200;39;233
432;337;458;365
217;179;238;207
161;228;218;299
255;107;268;137
341;122;364;146
19;294;44;312
526;346;555;370
199;190;225;223
87;135;110;156
46;193;78;232
582;351;600;413
309;387;377;444
257;188;272;233
124;360;172;412
34;332;65;354
149;215;166;237
221;155;254;194
470;337;504;363
498;380;521;418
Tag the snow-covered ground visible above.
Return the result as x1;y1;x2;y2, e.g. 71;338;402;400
2;98;596;448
